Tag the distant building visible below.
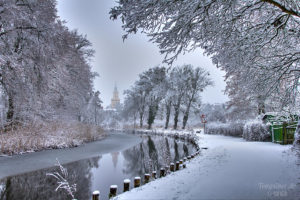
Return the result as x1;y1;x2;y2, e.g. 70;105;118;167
110;85;120;109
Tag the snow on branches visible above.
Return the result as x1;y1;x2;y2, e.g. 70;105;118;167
0;0;101;125
111;0;300;143
123;65;212;130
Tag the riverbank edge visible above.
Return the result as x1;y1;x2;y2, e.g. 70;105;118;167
108;128;202;200
0;122;107;156
108;128;201;150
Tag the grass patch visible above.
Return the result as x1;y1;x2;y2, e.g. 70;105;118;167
0;121;106;155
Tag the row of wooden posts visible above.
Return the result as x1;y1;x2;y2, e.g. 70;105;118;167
91;151;200;200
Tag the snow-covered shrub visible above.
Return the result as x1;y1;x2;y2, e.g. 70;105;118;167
46;159;77;199
205;121;244;137
242;120;271;141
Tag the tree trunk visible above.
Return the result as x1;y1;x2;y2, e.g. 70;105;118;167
182;112;189;129
258;102;265;115
294;116;300;145
182;99;193;129
173;106;180;130
182;94;196;129
139;112;144;128
164;101;171;129
147;103;158;129
133;112;137;129
147;106;154;129
6;94;14;123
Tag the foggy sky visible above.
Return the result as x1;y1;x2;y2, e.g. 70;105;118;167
56;0;228;106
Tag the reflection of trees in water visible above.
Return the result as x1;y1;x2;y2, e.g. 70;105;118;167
0;156;100;200
122;136;160;176
122;144;146;177
122;136;192;178
146;136;158;172
174;139;179;162
164;138;171;165
183;143;189;157
111;152;120;168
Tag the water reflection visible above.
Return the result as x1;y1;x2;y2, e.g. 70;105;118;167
0;135;196;200
111;152;120;169
121;136;195;178
0;156;100;200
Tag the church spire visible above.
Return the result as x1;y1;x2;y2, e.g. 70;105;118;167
111;83;120;109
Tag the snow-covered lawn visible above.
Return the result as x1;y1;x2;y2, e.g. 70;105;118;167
114;132;300;200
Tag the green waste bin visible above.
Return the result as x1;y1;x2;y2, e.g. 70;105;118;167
272;124;283;144
271;122;296;144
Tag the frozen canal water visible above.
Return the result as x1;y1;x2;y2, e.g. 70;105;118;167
0;132;142;180
115;133;300;200
0;132;196;200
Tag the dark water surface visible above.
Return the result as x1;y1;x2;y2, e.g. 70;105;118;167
0;134;196;200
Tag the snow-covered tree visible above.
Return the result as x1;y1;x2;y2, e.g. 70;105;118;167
123;65;211;129
0;0;97;127
111;0;300;143
181;65;213;129
143;67;166;129
168;66;189;130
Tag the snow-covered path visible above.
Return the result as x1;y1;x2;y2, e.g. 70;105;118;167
114;133;300;200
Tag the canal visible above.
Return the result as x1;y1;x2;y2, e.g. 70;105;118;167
0;133;197;200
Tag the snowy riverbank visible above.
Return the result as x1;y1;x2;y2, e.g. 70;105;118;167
113;132;300;200
0;121;106;156
131;128;199;146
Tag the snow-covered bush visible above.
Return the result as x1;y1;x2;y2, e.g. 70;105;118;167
205;121;244;137
242;120;271;141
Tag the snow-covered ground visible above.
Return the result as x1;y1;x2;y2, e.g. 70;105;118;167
114;132;300;200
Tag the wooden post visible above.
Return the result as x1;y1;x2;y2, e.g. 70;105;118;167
187;156;191;160
175;161;180;171
92;190;100;200
123;179;130;192
179;159;183;164
160;168;165;177
183;157;187;162
170;163;175;172
191;154;194;158
152;171;157;179
183;163;186;168
109;185;117;198
134;177;141;188
144;173;150;183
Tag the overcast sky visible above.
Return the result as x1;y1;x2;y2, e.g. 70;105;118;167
56;0;228;106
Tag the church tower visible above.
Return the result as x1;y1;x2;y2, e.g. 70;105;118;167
111;85;120;109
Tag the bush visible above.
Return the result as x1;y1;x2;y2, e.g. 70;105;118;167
205;121;244;137
242;120;271;141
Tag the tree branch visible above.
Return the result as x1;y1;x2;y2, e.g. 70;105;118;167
261;0;300;18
